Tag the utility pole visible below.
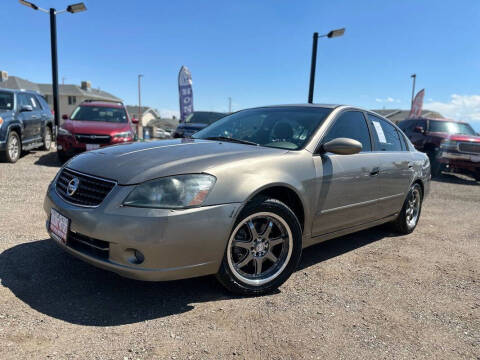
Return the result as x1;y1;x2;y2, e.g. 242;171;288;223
411;74;416;106
138;74;143;139
228;97;232;113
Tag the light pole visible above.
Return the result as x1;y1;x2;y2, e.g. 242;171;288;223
228;97;232;113
410;74;416;106
138;74;144;139
19;1;87;142
308;28;345;104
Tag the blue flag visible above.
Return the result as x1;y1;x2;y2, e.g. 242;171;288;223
178;66;194;122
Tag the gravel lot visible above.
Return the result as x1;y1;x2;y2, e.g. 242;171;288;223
1;148;479;360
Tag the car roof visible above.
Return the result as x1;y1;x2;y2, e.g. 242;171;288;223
80;101;124;108
0;88;40;95
250;103;340;110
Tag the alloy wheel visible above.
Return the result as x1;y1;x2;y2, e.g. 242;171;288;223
8;135;19;161
227;212;293;286
406;187;421;228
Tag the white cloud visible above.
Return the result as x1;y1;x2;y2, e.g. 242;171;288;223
376;97;401;103
425;94;480;124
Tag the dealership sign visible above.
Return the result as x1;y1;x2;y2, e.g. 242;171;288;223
178;66;194;122
409;89;425;118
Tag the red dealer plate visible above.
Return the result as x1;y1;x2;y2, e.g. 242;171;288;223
50;209;69;244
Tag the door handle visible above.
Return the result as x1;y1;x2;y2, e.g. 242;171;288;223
370;167;380;176
31;115;39;119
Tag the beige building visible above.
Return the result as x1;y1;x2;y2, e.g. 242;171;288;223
0;71;122;118
125;106;162;127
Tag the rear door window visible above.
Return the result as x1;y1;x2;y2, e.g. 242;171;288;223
368;114;402;151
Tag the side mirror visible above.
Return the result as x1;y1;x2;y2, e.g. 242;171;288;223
414;126;424;134
321;137;362;155
62;114;68;120
20;105;33;112
131;116;139;124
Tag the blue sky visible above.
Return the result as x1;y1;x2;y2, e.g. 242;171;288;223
3;0;480;129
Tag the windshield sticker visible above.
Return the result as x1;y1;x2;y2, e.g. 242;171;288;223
372;121;387;143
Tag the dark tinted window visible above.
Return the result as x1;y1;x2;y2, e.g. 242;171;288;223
0;91;14;110
428;120;476;135
398;120;413;131
185;112;225;124
368;115;402;151
323;111;372;152
70;105;128;123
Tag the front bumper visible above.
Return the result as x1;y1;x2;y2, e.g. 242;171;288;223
0;140;5;152
44;181;240;281
437;151;480;172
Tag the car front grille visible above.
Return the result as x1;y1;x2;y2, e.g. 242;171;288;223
55;168;116;207
67;231;109;260
458;142;480;154
75;134;111;144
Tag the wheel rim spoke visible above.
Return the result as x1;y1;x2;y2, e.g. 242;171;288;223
265;251;278;263
269;237;284;247
262;221;273;239
247;220;259;239
232;239;252;250
236;253;253;269
254;257;263;275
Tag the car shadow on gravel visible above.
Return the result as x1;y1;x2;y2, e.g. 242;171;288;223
33;151;62;167
0;227;395;326
432;172;479;186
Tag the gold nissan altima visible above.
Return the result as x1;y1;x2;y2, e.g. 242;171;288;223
44;105;430;295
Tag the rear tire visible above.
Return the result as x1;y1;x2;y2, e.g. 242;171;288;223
1;131;21;163
390;183;423;234
428;150;443;177
216;198;302;295
41;126;52;151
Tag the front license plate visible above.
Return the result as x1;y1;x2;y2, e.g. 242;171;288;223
50;209;69;244
86;144;100;151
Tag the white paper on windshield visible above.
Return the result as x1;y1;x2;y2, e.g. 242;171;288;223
372;121;387;143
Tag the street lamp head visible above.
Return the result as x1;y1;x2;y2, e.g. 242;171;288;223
411;74;416;78
19;0;39;10
66;2;87;13
327;28;345;38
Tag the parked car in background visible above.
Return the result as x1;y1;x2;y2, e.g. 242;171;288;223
45;104;430;295
57;100;137;162
398;117;480;180
173;111;226;138
0;89;53;163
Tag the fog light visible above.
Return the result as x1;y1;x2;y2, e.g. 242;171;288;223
125;248;145;264
57;145;63;150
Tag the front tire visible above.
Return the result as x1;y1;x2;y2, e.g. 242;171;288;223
1;131;21;163
390;183;423;234
216;198;302;295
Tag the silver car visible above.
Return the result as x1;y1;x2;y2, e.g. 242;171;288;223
44;105;430;295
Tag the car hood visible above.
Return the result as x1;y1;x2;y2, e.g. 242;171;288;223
66;139;286;185
62;120;130;135
447;134;480;142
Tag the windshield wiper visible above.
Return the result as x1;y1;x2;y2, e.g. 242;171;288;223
204;136;259;146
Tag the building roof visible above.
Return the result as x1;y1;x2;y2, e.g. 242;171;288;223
0;76;41;92
371;109;444;124
0;75;121;102
126;105;161;118
37;83;121;102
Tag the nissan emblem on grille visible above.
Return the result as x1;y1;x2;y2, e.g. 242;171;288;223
66;177;80;196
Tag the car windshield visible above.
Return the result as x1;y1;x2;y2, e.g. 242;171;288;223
0;91;14;110
193;106;333;150
185;112;225;124
70;105;127;123
429;121;476;135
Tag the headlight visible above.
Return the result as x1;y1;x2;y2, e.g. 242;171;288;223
113;131;133;139
57;127;72;136
123;174;216;209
